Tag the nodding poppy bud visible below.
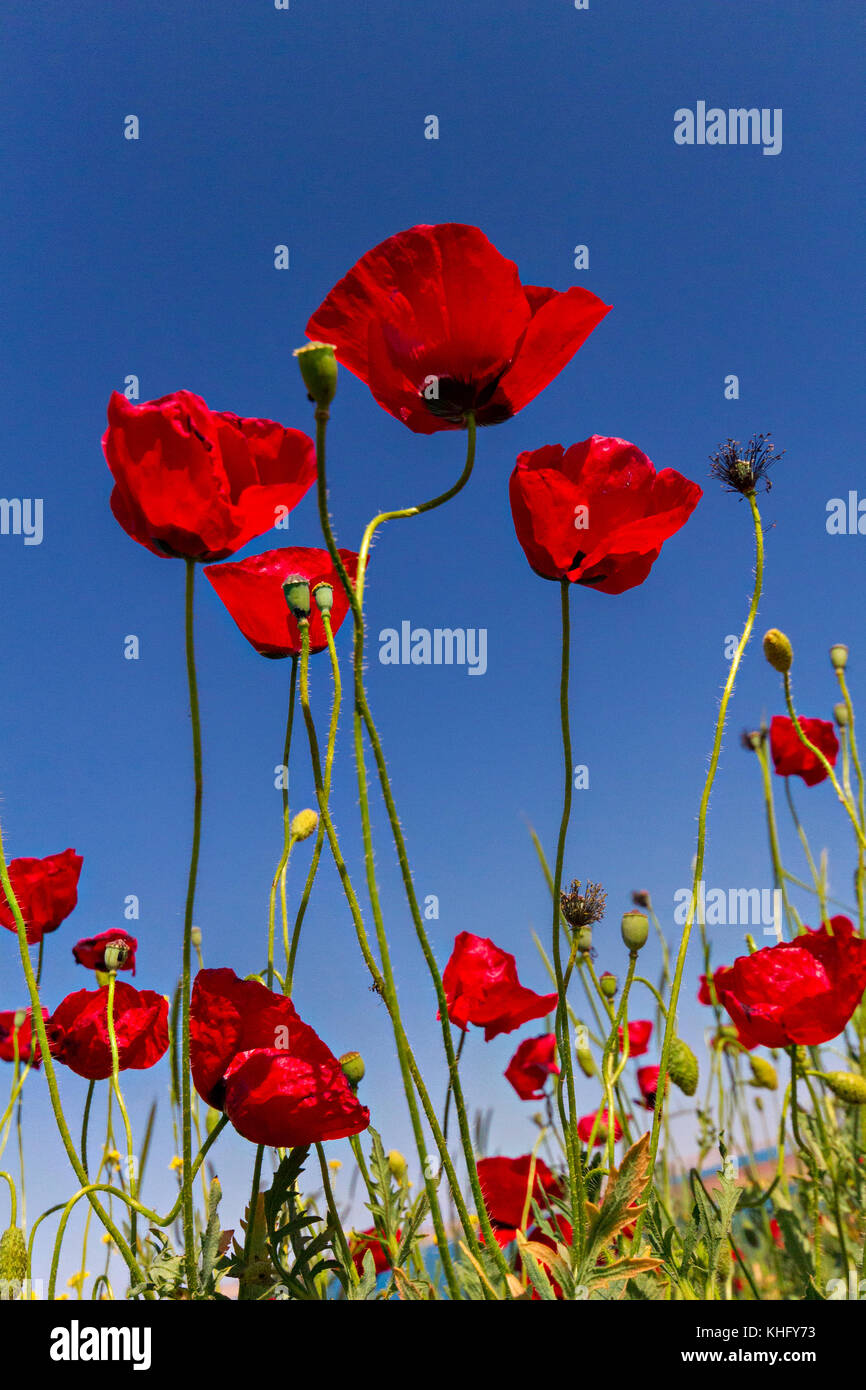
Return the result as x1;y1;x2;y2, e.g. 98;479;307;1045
340;1051;365;1089
191;926;202;948
748;1055;778;1091
0;1225;27;1288
291;809;318;842
294;342;338;409
820;1071;866;1105
103;939;131;972
834;703;849;728
600;972;618;999
763;628;793;673
632;890;652;910
829;644;849;672
282;575;311;621
388;1150;408;1183
668;1038;698;1096
620;911;649;952
742;728;764;751
313;582;334;614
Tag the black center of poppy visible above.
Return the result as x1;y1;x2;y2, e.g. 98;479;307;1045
422;374;512;426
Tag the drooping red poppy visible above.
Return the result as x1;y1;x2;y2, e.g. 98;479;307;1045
350;1227;401;1276
618;1019;653;1056
189;969;369;1147
103;391;316;562
204;547;359;658
305;223;611;435
504;1033;560;1100
637;1065;661;1111
709;917;866;1050
0;1008;48;1067
477;1154;563;1238
48;983;169;1081
769;716;839;788
0;849;83;945
577;1108;623;1145
72;929;138;975
440;932;558;1041
509;437;702;594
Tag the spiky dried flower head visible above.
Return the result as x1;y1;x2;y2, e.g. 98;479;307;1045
709;433;784;496
560;879;607;928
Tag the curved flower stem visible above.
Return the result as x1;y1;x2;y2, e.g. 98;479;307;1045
836;670;866;939
106;973;137;1257
267;655;298;991
755;741;798;936
287;614;341;993
442;1028;467;1145
180;557;204;1294
783;673;865;848
784;779;827;922
636;490;765;1244
296;618;465;1299
0;818;148;1294
315;1142;358;1287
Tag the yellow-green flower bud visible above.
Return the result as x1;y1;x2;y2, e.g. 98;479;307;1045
748;1054;778;1091
576;1046;596;1078
290;808;318;842
829;644;849;672
191;926;203;948
668;1038;698;1096
293;341;338;409
820;1071;866;1105
387;1150;408;1183
763;628;793;673
339;1051;365;1089
599;972;618;999
620;911;649;952
0;1226;27;1289
834;702;849;728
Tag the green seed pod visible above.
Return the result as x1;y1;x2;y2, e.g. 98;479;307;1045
103;939;130;972
313;582;334;614
829;644;849;672
293;341;338;409
748;1054;778;1091
575;925;593;954
282;575;311;620
340;1051;365;1089
834;702;849;728
599;972;618;999
820;1071;866;1105
0;1226;27;1288
576;1046;596;1078
290;809;318;842
668;1038;699;1097
762;628;793;673
191;926;203;948
620;911;649;952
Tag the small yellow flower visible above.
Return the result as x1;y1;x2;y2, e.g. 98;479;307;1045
105;1149;121;1167
101;1233;114;1247
169;1155;183;1172
67;1271;89;1291
328;1159;342;1173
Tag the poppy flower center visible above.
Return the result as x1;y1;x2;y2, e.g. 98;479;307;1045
422;374;512;425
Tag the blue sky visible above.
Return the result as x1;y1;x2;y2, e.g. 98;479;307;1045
1;0;863;1283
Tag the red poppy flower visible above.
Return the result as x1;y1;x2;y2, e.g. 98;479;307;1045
477;1154;563;1235
189;969;369;1147
509;436;702;594
577;1108;623;1145
504;1033;560;1100
769;716;839;788
0;849;83;945
72;929;138;975
204;547;359;658
710;917;866;1049
769;1218;784;1249
440;932;558;1041
103;391;316;562
0;1008;48;1067
305;223;611;435
48;983;169;1081
618;1019;653;1056
637;1065;661;1111
698;965;737;1008
350;1227;401;1276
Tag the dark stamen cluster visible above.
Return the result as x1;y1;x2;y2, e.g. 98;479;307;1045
560;879;607;928
709;433;784;496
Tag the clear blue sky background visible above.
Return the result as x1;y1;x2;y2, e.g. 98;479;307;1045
1;0;863;1286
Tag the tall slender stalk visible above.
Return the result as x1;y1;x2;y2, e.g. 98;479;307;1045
180;557;204;1293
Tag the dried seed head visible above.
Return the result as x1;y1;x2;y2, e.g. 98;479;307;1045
560;879;607;928
709;432;784;496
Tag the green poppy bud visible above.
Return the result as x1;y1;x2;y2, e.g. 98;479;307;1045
387;1150;408;1183
599;972;618;999
294;341;338;409
340;1051;365;1089
668;1038;698;1096
191;926;203;948
0;1226;27;1289
820;1071;866;1105
290;809;318;842
762;628;793;673
575;925;593;954
620;911;649;952
748;1054;778;1091
833;703;849;728
829;644;849;672
576;1046;596;1078
282;576;311;620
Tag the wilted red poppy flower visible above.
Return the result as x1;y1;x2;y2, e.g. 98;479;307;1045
0;849;83;945
504;1033;559;1100
103;391;316;562
637;1065;661;1111
190;969;370;1147
204;547;359;658
440;932;558;1041
477;1154;563;1235
0;1008;48;1067
710;917;866;1049
509;436;702;594
350;1227;401;1276
305;223;610;435
72;929;138;975
49;983;169;1081
577;1108;623;1145
769;716;839;788
618;1019;653;1056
